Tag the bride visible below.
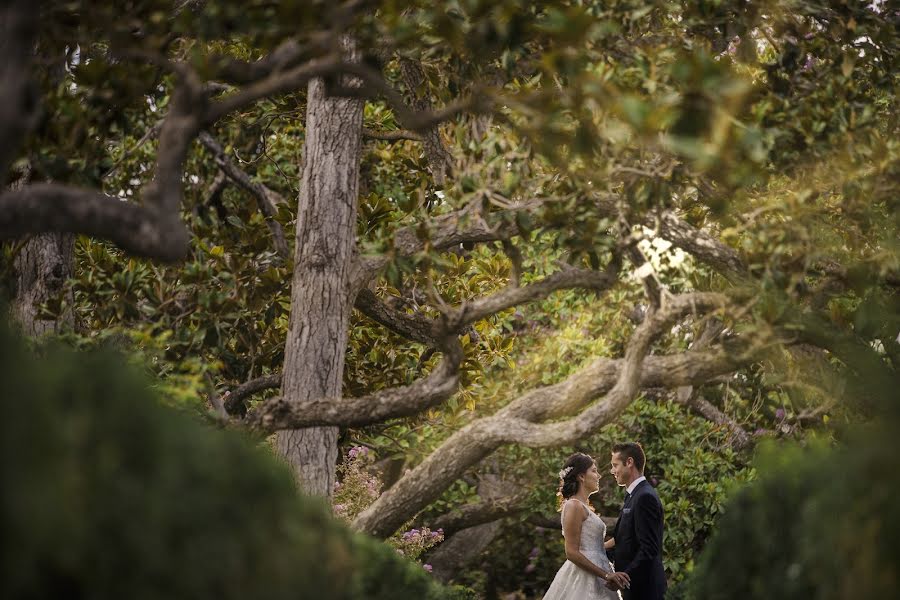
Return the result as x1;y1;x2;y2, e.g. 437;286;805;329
542;453;629;600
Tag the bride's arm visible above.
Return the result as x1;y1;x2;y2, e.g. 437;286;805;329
604;537;615;549
561;500;615;582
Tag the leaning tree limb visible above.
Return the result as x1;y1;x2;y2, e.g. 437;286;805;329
248;261;619;430
353;294;762;538
247;336;464;431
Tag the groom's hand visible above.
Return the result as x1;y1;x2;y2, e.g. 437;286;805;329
608;571;630;590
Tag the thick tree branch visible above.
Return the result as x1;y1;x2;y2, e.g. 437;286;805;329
223;373;282;416
198;131;290;258
246;337;464;431
494;294;730;447
443;265;616;333
353;294;758;538
0;184;189;262
354;288;440;346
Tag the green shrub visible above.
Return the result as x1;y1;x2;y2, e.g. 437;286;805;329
0;324;467;599
683;424;900;600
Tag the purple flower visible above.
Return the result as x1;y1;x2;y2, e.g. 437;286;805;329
334;503;346;513
423;564;433;573
650;477;659;487
528;547;539;559
775;408;786;420
524;563;536;574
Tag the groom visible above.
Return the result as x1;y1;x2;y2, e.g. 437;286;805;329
607;442;666;600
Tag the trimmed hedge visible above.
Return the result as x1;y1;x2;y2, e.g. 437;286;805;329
0;326;469;599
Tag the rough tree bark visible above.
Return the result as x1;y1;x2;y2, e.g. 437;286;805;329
275;51;364;497
11;233;75;336
7;167;75;337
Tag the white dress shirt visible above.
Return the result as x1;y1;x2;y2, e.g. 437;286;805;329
626;475;647;495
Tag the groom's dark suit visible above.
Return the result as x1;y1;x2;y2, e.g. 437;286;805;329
611;479;666;600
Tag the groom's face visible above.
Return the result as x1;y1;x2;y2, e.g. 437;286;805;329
610;452;631;486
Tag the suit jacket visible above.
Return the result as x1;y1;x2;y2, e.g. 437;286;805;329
611;480;667;600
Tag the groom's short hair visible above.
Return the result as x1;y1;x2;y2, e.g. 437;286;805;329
612;442;646;472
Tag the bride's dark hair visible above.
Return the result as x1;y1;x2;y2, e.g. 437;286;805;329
557;452;595;508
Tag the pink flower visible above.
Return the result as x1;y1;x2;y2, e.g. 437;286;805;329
423;564;433;573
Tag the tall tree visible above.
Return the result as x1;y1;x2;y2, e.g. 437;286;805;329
277;50;364;495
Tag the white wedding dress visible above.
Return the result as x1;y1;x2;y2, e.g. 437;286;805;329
542;500;620;600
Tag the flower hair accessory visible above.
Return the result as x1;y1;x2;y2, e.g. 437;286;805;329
558;466;573;479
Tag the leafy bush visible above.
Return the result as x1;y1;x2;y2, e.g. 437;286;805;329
0;324;466;600
681;423;900;600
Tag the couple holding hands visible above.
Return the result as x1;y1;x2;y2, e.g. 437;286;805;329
543;442;666;600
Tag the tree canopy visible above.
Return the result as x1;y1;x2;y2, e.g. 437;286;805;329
2;0;898;596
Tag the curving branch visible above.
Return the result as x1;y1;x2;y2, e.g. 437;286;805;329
0;184;190;262
354;288;440;346
490;294;730;447
353;294;761;538
204;55;345;123
246;336;464;431
223;373;282;416
442;265;616;333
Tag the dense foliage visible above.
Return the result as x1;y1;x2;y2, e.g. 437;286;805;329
678;416;900;599
0;323;469;600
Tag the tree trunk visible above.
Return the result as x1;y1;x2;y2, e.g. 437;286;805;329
11;233;75;336
8;167;75;336
275;62;363;497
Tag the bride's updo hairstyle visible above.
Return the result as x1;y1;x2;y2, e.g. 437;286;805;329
556;452;594;507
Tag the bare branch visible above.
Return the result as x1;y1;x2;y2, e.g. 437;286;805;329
223;374;282;416
495;294;730;447
246;337;463;431
444;265;616;333
330;61;489;131
198;131;290;258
